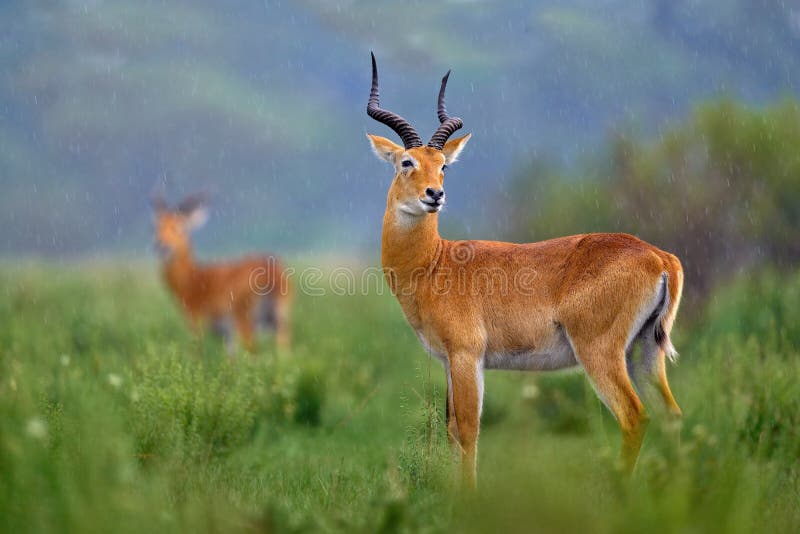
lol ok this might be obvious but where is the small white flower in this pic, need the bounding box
[60,354,71,367]
[107,373,122,388]
[26,417,48,440]
[521,384,539,400]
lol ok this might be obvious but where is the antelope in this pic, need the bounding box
[151,192,291,353]
[365,53,683,486]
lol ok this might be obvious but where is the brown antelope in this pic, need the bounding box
[365,53,683,485]
[152,192,291,353]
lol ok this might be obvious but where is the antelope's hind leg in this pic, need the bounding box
[256,296,291,352]
[630,334,682,418]
[637,334,682,450]
[573,337,649,475]
[210,316,235,355]
[274,293,291,352]
[234,308,256,353]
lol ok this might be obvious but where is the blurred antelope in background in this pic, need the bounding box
[365,53,683,486]
[152,192,291,353]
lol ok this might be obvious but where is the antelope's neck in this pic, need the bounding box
[381,208,443,296]
[163,247,197,299]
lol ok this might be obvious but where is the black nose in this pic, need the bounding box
[425,188,444,201]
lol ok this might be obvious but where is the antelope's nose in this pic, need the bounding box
[425,188,445,201]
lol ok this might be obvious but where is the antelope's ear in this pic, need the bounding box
[367,134,404,164]
[183,205,208,230]
[177,193,210,230]
[442,133,471,164]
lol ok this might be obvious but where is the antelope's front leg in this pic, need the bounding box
[445,367,459,453]
[447,352,484,488]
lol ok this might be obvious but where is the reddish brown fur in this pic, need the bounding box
[369,135,683,486]
[155,208,291,353]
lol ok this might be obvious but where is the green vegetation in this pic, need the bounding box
[509,99,800,297]
[3,3,798,531]
[1,263,799,532]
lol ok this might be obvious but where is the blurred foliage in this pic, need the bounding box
[128,354,310,462]
[2,263,800,531]
[528,372,592,435]
[692,270,800,459]
[509,98,800,296]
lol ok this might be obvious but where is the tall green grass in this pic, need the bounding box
[0,263,798,532]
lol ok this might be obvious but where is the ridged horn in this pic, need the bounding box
[366,52,423,149]
[427,70,463,150]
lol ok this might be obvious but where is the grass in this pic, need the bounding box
[1,262,799,533]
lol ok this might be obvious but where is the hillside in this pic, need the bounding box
[2,0,799,256]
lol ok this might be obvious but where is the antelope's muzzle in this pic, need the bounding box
[421,187,445,213]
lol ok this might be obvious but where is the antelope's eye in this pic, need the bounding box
[401,160,414,169]
[442,164,449,173]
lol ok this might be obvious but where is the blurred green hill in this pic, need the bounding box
[1,0,799,256]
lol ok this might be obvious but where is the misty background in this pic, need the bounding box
[2,0,799,270]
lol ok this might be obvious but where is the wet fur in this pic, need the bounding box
[155,207,291,353]
[370,135,684,485]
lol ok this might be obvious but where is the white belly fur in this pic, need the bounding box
[417,329,578,371]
